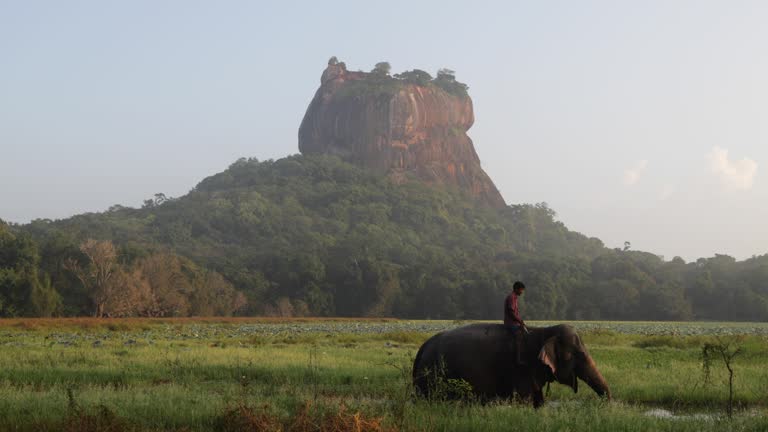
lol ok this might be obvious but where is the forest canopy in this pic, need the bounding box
[2,155,767,321]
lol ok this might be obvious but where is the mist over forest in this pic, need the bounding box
[2,155,766,321]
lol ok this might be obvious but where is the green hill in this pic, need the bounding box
[3,155,767,320]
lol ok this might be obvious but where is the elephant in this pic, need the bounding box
[412,323,610,407]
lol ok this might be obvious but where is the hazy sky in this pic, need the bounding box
[2,1,767,261]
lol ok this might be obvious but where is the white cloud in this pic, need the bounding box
[659,184,675,200]
[707,147,757,190]
[623,160,648,186]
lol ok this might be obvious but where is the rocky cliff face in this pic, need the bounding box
[299,61,506,208]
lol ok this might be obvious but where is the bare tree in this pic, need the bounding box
[702,336,744,419]
[102,268,154,317]
[136,253,191,317]
[64,239,118,317]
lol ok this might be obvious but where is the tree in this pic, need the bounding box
[101,267,154,317]
[189,270,246,316]
[35,231,87,315]
[394,69,432,86]
[0,223,61,317]
[436,68,456,80]
[702,337,745,419]
[372,61,392,76]
[26,274,62,317]
[14,154,768,321]
[135,253,191,317]
[142,193,171,209]
[64,239,119,317]
[433,68,469,97]
[305,282,334,316]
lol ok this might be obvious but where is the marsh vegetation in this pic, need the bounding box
[0,319,766,431]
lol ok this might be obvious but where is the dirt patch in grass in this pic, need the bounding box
[215,401,395,432]
[215,403,283,432]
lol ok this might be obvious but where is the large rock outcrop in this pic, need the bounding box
[299,60,505,208]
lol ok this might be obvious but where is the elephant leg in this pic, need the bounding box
[513,374,534,405]
[530,378,546,408]
[514,374,545,408]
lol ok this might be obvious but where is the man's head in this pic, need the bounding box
[513,281,526,295]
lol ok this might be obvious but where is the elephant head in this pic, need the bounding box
[537,325,611,399]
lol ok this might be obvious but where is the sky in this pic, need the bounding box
[1,1,767,262]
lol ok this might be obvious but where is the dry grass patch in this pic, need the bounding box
[215,402,395,432]
[0,317,401,331]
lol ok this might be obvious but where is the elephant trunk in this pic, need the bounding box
[578,354,611,400]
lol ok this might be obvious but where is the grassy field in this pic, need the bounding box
[0,318,766,431]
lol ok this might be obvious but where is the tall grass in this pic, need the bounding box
[0,319,766,431]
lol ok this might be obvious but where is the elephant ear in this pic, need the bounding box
[538,336,558,376]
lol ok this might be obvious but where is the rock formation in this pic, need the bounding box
[299,59,505,208]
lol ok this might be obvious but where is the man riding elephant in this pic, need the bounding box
[504,281,528,365]
[414,282,611,406]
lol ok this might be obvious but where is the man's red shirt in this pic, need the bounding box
[504,291,524,327]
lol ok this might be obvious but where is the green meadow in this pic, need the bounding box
[0,319,766,431]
